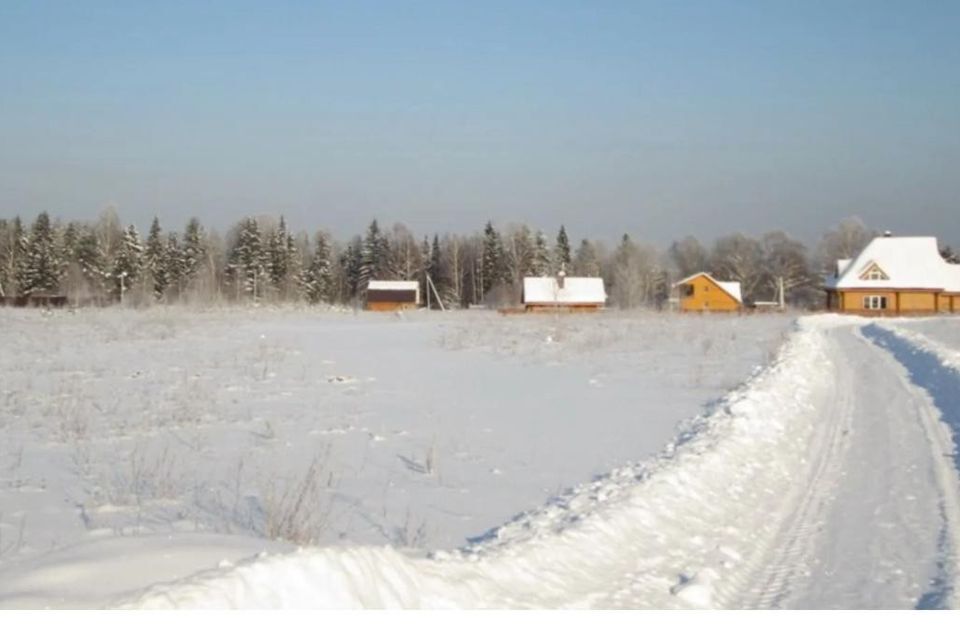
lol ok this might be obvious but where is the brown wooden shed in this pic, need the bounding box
[366,281,420,311]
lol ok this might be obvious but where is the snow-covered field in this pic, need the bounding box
[3,309,960,609]
[0,307,793,607]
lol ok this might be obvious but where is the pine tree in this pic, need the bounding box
[0,219,12,297]
[359,219,389,294]
[61,222,80,264]
[14,217,29,296]
[22,212,63,295]
[554,225,572,272]
[144,216,168,299]
[112,225,144,299]
[481,221,506,293]
[266,216,294,295]
[164,232,186,299]
[339,236,363,301]
[226,217,266,299]
[182,217,207,287]
[303,232,335,304]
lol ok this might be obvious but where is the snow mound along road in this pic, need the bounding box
[859,323,960,609]
[123,317,838,609]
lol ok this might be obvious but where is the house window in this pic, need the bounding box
[859,263,889,281]
[863,295,887,310]
[681,284,694,297]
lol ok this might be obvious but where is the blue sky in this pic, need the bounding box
[1,0,958,244]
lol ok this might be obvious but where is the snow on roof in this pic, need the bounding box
[827,236,960,292]
[523,277,606,305]
[367,280,420,291]
[676,272,743,304]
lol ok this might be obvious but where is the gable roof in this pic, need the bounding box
[676,272,743,304]
[825,236,960,292]
[522,277,607,305]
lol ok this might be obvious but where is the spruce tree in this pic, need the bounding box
[61,222,80,263]
[14,217,29,295]
[226,217,266,299]
[340,236,363,301]
[144,216,168,299]
[112,225,144,298]
[0,219,12,297]
[22,212,62,295]
[266,216,294,295]
[303,232,334,304]
[481,221,506,293]
[359,219,389,293]
[164,232,185,299]
[555,225,572,272]
[182,217,206,287]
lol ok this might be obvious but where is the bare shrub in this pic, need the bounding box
[392,509,429,548]
[258,449,338,544]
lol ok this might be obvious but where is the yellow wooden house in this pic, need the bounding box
[674,272,743,312]
[824,235,960,314]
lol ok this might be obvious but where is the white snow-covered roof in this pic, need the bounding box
[367,281,420,291]
[826,236,960,292]
[675,272,743,304]
[523,277,606,305]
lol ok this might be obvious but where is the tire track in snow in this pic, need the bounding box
[737,330,855,609]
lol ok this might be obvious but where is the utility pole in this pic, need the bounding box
[426,274,445,311]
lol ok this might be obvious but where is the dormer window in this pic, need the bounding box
[859,262,889,281]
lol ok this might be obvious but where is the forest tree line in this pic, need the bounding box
[0,209,957,309]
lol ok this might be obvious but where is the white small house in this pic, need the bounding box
[522,273,606,312]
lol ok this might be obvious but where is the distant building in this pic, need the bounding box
[824,235,960,314]
[674,272,743,312]
[522,273,606,312]
[366,281,420,312]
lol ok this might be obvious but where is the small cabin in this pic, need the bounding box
[824,235,960,314]
[675,272,743,312]
[522,273,606,312]
[366,281,420,312]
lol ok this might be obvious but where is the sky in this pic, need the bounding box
[1,0,958,245]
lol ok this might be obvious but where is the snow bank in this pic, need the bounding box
[122,317,836,609]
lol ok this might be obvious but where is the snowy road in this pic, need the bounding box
[2,315,959,608]
[743,324,960,608]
